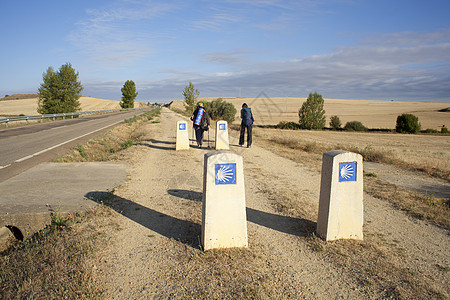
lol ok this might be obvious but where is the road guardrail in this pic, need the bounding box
[0,108,144,128]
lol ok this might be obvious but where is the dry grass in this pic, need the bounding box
[249,127,450,229]
[0,207,115,299]
[55,109,160,162]
[307,236,447,299]
[364,176,449,229]
[254,128,450,181]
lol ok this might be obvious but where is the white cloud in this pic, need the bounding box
[199,48,254,65]
[188,10,243,32]
[136,30,450,101]
[68,0,178,68]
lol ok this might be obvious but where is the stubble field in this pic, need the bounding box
[0,96,147,117]
[170,96,449,130]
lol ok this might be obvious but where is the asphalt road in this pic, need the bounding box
[0,108,151,182]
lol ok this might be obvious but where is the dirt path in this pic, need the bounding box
[365,162,450,199]
[93,108,449,299]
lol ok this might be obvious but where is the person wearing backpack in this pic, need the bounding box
[239,103,254,148]
[191,102,210,148]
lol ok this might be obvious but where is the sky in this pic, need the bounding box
[1,0,449,102]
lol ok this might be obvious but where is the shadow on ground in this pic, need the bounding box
[140,139,175,151]
[168,189,202,201]
[86,189,317,250]
[167,189,316,237]
[246,208,316,237]
[85,191,201,249]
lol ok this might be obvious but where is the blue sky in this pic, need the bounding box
[1,0,449,102]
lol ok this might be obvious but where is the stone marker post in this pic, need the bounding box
[202,151,248,251]
[215,120,230,150]
[176,120,189,150]
[317,150,363,241]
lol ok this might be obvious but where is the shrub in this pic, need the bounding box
[441,126,448,134]
[423,129,438,134]
[120,140,133,149]
[329,115,342,130]
[203,98,237,124]
[344,121,368,132]
[396,113,419,134]
[298,92,326,129]
[276,121,301,130]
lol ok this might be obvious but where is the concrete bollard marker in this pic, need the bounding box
[202,151,248,251]
[176,120,189,150]
[215,120,230,150]
[317,150,364,241]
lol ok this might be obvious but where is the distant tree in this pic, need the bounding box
[298,92,326,129]
[395,113,419,134]
[120,80,138,109]
[203,98,237,124]
[183,81,200,113]
[329,115,342,130]
[37,63,83,114]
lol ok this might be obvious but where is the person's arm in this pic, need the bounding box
[191,108,198,120]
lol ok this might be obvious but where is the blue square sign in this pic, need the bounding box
[339,162,357,182]
[215,163,236,185]
[179,123,186,130]
[219,124,226,130]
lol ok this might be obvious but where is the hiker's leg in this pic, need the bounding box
[195,126,202,145]
[239,123,245,145]
[198,128,204,145]
[247,125,252,146]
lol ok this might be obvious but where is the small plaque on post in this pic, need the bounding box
[215,163,236,185]
[339,162,357,182]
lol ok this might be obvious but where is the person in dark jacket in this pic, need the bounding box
[239,103,254,147]
[190,102,210,148]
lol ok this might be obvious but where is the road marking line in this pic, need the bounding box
[13,120,123,164]
[0,164,11,169]
[15,155,34,163]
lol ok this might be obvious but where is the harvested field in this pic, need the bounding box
[170,97,449,130]
[0,96,148,117]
